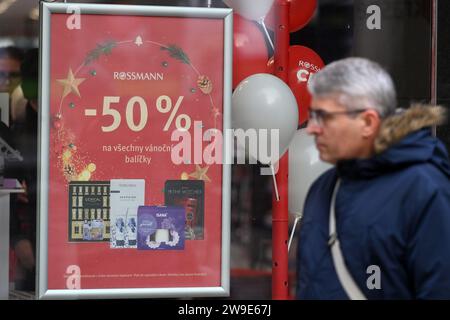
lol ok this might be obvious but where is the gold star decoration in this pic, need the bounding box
[188,165,211,182]
[57,68,85,99]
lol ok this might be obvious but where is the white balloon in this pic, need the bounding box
[288,129,333,215]
[232,73,298,165]
[224,0,275,21]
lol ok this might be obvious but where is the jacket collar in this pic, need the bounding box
[374,104,447,154]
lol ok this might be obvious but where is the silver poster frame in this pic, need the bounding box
[38,2,232,300]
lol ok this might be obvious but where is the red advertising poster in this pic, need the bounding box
[39,3,232,298]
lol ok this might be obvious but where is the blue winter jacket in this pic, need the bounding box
[296,106,450,299]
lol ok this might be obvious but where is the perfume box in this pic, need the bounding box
[137,206,185,250]
[164,180,204,240]
[68,181,110,242]
[110,179,145,248]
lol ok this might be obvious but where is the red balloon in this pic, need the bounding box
[265,0,317,33]
[287,45,324,125]
[233,14,269,89]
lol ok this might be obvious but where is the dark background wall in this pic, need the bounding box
[293,0,450,153]
[292,0,432,109]
[437,0,450,153]
[353,0,431,109]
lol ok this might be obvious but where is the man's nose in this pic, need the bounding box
[306,120,321,135]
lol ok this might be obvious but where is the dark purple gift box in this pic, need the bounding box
[137,206,185,250]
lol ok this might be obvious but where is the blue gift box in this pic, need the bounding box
[137,206,185,250]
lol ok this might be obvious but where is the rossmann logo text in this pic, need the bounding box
[113,72,164,81]
[298,60,321,73]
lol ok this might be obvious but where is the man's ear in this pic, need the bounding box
[361,109,381,139]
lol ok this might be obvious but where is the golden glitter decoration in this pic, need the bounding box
[64,164,76,177]
[180,172,189,180]
[87,163,96,172]
[62,149,72,161]
[78,170,91,181]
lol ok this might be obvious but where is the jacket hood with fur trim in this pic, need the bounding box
[375,104,447,154]
[337,104,450,179]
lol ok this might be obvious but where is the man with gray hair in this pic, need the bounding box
[296,57,450,299]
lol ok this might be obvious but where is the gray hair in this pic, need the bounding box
[307,57,397,118]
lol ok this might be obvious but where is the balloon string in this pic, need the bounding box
[259,18,274,51]
[288,213,303,252]
[271,163,280,201]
